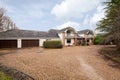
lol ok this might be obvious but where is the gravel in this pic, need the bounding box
[0,46,120,80]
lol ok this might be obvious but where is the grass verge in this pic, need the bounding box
[0,72,12,80]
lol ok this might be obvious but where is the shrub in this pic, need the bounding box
[94,38,100,45]
[86,42,89,46]
[81,42,85,46]
[43,40,63,48]
[81,40,86,46]
[94,36,104,45]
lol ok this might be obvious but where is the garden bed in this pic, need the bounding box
[0,64,34,80]
[99,46,120,67]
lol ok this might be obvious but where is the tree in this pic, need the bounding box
[97,0,120,50]
[94,34,105,45]
[0,8,18,32]
[0,8,5,27]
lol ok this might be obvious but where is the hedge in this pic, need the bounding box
[43,40,63,48]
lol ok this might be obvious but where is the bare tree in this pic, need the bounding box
[0,8,18,32]
[0,8,5,27]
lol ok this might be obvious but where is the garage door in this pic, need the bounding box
[22,39,39,47]
[0,40,17,48]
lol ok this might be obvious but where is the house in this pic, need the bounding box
[78,29,94,45]
[0,27,94,48]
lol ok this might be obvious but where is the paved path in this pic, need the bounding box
[0,46,120,80]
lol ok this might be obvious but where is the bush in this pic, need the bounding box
[81,42,85,46]
[43,40,63,48]
[86,42,89,46]
[94,38,100,45]
[94,36,104,45]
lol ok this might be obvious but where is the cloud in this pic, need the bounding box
[51,0,100,20]
[0,0,46,19]
[55,21,80,30]
[0,1,15,14]
[81,5,105,31]
[22,3,44,18]
[0,1,46,29]
[91,5,105,24]
[0,0,106,31]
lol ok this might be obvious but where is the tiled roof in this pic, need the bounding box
[0,29,59,39]
[0,27,94,39]
[59,27,76,32]
[78,29,93,35]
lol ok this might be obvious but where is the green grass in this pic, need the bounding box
[0,72,12,80]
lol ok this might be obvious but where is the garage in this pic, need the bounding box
[22,39,39,47]
[0,40,17,48]
[0,29,58,48]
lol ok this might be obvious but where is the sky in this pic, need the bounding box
[0,0,106,31]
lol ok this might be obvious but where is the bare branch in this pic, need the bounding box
[0,7,18,32]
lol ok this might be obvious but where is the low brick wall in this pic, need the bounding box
[0,64,35,80]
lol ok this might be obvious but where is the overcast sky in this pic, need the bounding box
[0,0,105,31]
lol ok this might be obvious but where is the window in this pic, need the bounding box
[67,30,71,34]
[87,39,89,42]
[67,39,71,43]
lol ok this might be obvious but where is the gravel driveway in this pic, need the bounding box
[0,46,120,80]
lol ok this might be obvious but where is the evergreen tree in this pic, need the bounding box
[97,0,120,50]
